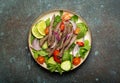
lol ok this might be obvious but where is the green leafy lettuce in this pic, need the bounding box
[77,23,88,39]
[32,49,48,59]
[47,63,63,75]
[69,43,76,51]
[62,50,73,62]
[79,40,91,58]
[30,34,35,44]
[53,15,61,27]
[45,18,50,27]
[71,15,78,22]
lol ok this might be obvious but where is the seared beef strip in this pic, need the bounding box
[50,22,61,48]
[57,22,70,50]
[39,35,48,47]
[48,15,55,46]
[58,25,73,57]
[65,34,77,50]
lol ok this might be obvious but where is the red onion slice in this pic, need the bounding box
[30,38,41,50]
[53,31,60,41]
[64,33,72,42]
[72,44,80,56]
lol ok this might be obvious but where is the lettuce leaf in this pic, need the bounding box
[32,49,48,59]
[30,34,35,44]
[79,40,91,58]
[53,15,61,27]
[47,63,63,74]
[77,23,88,39]
[45,18,50,27]
[62,51,73,62]
[71,15,78,22]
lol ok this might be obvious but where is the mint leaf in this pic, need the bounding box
[71,15,78,22]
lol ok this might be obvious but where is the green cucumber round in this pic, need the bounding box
[61,61,71,71]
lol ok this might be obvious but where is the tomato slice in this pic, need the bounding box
[53,50,59,56]
[72,57,81,66]
[76,42,84,47]
[37,56,45,64]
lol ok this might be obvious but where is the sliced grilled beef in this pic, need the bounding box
[49,22,61,48]
[39,35,48,47]
[48,15,55,46]
[65,35,77,50]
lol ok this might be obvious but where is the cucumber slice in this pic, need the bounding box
[47,57,57,65]
[61,61,71,71]
[42,42,48,49]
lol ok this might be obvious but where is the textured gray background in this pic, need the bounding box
[0,0,120,83]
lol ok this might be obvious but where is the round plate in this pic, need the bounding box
[28,9,92,73]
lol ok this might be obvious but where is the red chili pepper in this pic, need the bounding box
[60,22,65,32]
[45,27,49,35]
[53,50,61,63]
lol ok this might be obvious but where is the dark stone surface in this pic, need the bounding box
[0,0,120,83]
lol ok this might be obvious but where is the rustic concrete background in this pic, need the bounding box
[0,0,120,83]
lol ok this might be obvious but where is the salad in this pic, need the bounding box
[28,10,91,74]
